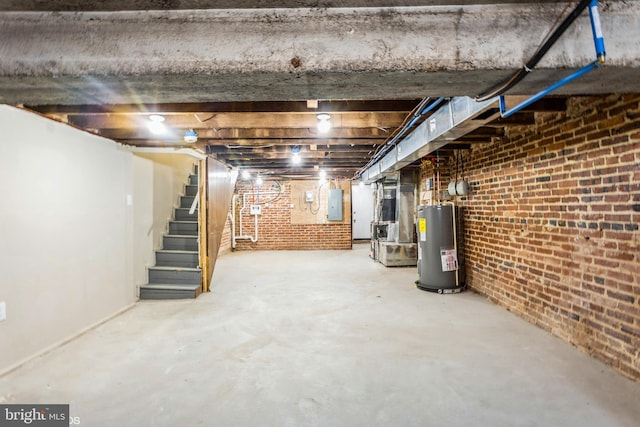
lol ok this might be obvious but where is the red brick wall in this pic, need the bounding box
[430,94,640,381]
[233,180,352,250]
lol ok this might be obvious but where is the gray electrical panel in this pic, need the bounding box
[328,189,343,221]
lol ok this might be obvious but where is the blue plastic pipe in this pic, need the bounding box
[589,0,606,59]
[499,0,606,118]
[499,61,601,118]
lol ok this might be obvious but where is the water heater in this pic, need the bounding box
[416,204,465,293]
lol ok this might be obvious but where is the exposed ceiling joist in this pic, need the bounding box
[29,95,568,177]
[98,127,393,141]
[69,111,408,130]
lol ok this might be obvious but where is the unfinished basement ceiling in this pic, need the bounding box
[6,0,624,176]
[28,97,566,177]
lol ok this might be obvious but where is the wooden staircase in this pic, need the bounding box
[139,167,202,299]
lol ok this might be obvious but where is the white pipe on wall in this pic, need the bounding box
[230,195,237,249]
[234,191,279,244]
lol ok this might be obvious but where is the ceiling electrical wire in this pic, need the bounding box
[475,0,593,102]
[194,113,216,123]
[354,97,445,179]
[261,180,284,204]
[370,97,431,159]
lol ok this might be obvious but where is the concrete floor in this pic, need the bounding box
[1,245,639,427]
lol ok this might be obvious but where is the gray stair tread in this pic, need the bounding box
[148,266,201,272]
[157,249,198,254]
[174,212,198,216]
[164,234,198,238]
[140,283,200,290]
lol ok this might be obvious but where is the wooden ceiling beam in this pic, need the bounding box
[434,144,472,150]
[222,159,366,166]
[100,127,392,141]
[502,96,567,112]
[30,99,420,115]
[485,112,536,127]
[68,111,407,129]
[455,137,500,142]
[466,127,505,137]
[242,170,358,178]
[215,152,371,161]
[201,138,383,147]
[205,144,375,154]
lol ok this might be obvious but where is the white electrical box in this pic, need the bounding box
[250,204,262,215]
[305,190,314,203]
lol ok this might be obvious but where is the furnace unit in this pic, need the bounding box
[370,170,418,266]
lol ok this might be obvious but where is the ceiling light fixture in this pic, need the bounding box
[242,170,251,180]
[256,175,263,186]
[291,145,302,165]
[317,113,331,133]
[319,170,327,180]
[184,129,198,143]
[147,114,166,135]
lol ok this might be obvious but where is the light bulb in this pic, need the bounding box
[148,121,166,135]
[292,153,301,164]
[317,113,331,133]
[242,170,251,180]
[148,114,166,135]
[256,176,263,186]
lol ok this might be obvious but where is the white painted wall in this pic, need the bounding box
[0,106,131,371]
[0,106,196,373]
[133,153,196,256]
[132,155,155,289]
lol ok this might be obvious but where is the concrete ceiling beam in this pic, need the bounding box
[1,2,639,105]
[0,1,570,12]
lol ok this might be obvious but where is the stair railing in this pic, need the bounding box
[189,191,199,215]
